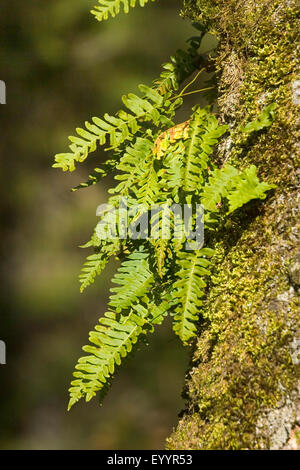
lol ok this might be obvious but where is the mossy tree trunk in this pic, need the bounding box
[167,0,299,450]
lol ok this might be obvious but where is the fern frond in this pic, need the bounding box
[201,164,239,212]
[154,37,204,94]
[109,248,154,312]
[172,248,214,343]
[68,306,151,409]
[91,0,156,22]
[68,297,170,409]
[53,36,203,173]
[136,155,159,207]
[241,103,276,134]
[226,165,276,213]
[72,157,119,191]
[183,106,228,192]
[109,137,153,197]
[201,163,275,217]
[79,240,119,292]
[53,93,164,172]
[161,142,185,195]
[150,203,174,277]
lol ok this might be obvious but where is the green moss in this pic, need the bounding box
[167,194,299,449]
[167,0,300,450]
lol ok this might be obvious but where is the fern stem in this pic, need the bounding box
[177,86,214,98]
[178,68,205,97]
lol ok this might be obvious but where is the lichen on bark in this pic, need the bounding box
[167,0,300,450]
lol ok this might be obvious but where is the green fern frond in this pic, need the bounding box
[226,165,276,213]
[150,203,175,277]
[109,248,154,311]
[183,106,228,192]
[68,306,151,409]
[79,240,119,292]
[241,103,277,134]
[52,88,168,173]
[68,297,170,409]
[202,163,275,215]
[53,95,163,172]
[172,248,215,343]
[161,142,185,196]
[136,156,159,206]
[201,164,239,212]
[91,0,156,22]
[154,37,204,94]
[53,37,203,173]
[79,253,107,293]
[109,137,153,197]
[72,157,119,191]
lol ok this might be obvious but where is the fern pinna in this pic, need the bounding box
[91,0,156,22]
[54,17,276,409]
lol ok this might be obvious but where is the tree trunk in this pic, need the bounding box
[167,0,299,450]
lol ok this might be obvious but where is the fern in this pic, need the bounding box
[201,163,275,214]
[53,88,167,172]
[68,306,152,409]
[79,240,119,292]
[226,165,276,213]
[150,202,174,277]
[183,107,228,192]
[91,0,156,22]
[53,36,202,173]
[109,137,153,197]
[54,17,276,408]
[109,248,154,311]
[241,103,277,134]
[173,248,214,343]
[201,164,239,212]
[68,297,170,408]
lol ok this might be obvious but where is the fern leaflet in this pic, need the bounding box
[172,248,214,343]
[79,240,119,292]
[91,0,156,22]
[109,248,154,311]
[226,165,276,213]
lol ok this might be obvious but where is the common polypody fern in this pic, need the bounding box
[54,14,276,409]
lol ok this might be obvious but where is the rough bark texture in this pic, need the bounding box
[167,0,300,450]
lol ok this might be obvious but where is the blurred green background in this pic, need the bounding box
[0,0,213,449]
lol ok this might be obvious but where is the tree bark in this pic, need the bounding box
[167,0,299,450]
